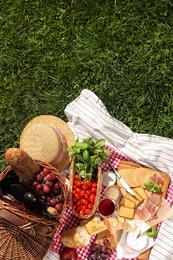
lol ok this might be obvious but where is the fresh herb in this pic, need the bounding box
[68,138,110,180]
[144,181,162,193]
[146,228,158,238]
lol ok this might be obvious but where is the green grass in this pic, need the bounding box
[1,0,173,171]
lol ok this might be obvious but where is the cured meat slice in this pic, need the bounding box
[135,193,162,220]
[145,196,160,218]
[149,173,164,186]
[148,193,162,206]
[135,204,152,220]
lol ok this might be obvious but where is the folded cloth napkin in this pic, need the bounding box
[64,89,173,260]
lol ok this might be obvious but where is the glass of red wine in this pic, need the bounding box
[98,198,118,218]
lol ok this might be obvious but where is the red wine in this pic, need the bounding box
[10,184,57,216]
[98,198,115,217]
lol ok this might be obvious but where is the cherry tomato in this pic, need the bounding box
[78,210,85,218]
[74,174,80,180]
[80,180,84,186]
[89,194,96,203]
[73,185,76,190]
[92,182,97,188]
[76,200,82,207]
[86,190,91,196]
[85,208,91,215]
[91,187,97,194]
[76,188,81,193]
[74,180,81,187]
[85,180,91,187]
[81,185,88,190]
[82,205,87,210]
[84,194,89,200]
[74,193,80,200]
[88,203,94,209]
[79,190,85,197]
[81,198,88,205]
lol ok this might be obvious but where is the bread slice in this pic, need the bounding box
[83,215,107,236]
[60,226,91,248]
[120,197,136,209]
[119,206,135,219]
[133,187,147,200]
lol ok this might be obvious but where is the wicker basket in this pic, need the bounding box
[0,160,67,227]
[0,160,67,259]
[69,158,102,219]
[0,217,53,260]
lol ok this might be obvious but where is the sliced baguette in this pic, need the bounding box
[60,226,91,248]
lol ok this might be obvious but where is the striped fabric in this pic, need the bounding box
[64,89,173,260]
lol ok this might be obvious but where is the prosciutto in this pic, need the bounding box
[149,173,164,186]
[136,193,162,220]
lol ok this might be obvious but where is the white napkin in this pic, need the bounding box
[64,89,173,260]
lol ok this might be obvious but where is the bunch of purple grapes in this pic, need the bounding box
[88,239,112,260]
[32,167,64,218]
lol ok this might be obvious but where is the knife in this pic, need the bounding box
[108,162,136,196]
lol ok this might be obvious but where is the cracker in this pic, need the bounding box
[125,194,140,207]
[120,197,135,208]
[133,187,147,200]
[119,206,135,219]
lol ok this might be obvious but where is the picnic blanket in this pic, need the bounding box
[46,89,173,260]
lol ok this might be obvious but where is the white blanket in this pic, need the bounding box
[64,89,173,260]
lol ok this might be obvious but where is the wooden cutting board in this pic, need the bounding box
[118,160,171,260]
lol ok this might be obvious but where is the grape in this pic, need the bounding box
[54,182,61,189]
[107,248,112,256]
[33,181,39,188]
[40,171,46,178]
[47,173,56,181]
[43,167,50,174]
[49,198,57,207]
[36,184,43,191]
[53,188,61,195]
[101,246,107,254]
[55,203,63,212]
[57,194,64,203]
[46,181,54,187]
[103,239,110,247]
[36,173,44,182]
[43,185,51,193]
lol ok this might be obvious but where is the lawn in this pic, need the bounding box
[0,0,173,171]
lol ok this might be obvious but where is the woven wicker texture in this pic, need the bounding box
[0,160,67,227]
[69,158,102,219]
[20,115,74,171]
[0,218,53,260]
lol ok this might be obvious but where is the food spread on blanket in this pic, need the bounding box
[1,135,173,260]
